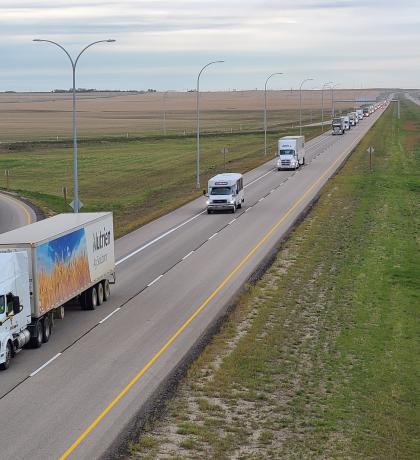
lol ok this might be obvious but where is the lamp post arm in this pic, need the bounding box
[33,39,74,68]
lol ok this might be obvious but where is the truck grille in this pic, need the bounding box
[212,199,227,204]
[281,160,291,167]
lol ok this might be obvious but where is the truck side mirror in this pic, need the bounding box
[12,296,22,315]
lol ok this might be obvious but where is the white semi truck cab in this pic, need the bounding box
[332,117,345,135]
[0,252,32,370]
[0,212,115,370]
[277,136,305,171]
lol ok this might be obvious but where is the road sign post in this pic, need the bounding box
[367,146,375,172]
[4,170,10,190]
[221,147,229,171]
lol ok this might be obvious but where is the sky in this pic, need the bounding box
[0,0,419,92]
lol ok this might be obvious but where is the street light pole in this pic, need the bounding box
[264,72,283,156]
[321,81,333,132]
[33,39,115,213]
[196,60,224,189]
[331,84,339,118]
[163,90,169,136]
[299,78,314,136]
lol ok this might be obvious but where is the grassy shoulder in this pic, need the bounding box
[128,100,419,459]
[0,125,322,237]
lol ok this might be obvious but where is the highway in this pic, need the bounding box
[0,107,386,460]
[0,192,35,233]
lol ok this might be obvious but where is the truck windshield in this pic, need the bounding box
[279,149,295,156]
[332,119,341,124]
[210,186,232,195]
[0,296,5,315]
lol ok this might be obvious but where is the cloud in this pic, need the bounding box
[0,0,419,90]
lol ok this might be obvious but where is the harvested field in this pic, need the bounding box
[0,89,383,142]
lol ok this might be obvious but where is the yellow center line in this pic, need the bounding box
[0,192,33,225]
[60,132,365,460]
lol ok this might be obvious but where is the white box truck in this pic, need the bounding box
[0,213,115,370]
[206,173,244,214]
[356,109,364,120]
[341,115,350,130]
[277,136,305,171]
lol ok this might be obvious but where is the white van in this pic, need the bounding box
[277,136,305,171]
[206,173,244,214]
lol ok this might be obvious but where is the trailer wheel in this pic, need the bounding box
[30,321,43,348]
[97,282,104,305]
[42,316,51,343]
[103,280,111,302]
[0,341,12,370]
[84,286,98,310]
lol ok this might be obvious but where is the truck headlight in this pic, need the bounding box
[206,200,210,205]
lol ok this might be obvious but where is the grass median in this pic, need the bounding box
[128,99,419,459]
[0,125,323,237]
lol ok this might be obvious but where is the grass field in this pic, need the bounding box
[0,124,327,237]
[128,98,419,459]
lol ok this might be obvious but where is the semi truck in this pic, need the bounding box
[332,117,345,135]
[341,115,350,130]
[0,213,115,370]
[356,109,364,120]
[277,136,305,170]
[206,173,244,213]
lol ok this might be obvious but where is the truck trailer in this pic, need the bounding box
[0,213,115,370]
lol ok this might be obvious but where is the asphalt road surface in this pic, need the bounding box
[0,106,386,460]
[0,192,36,233]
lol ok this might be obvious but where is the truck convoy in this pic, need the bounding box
[0,213,115,370]
[277,136,305,170]
[206,173,244,214]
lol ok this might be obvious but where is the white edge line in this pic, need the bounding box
[99,307,121,324]
[182,250,194,260]
[116,211,206,266]
[245,207,253,212]
[208,232,218,240]
[29,353,62,377]
[259,197,265,202]
[147,274,163,287]
[228,219,236,225]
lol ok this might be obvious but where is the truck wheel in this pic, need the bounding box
[0,341,12,370]
[207,209,212,214]
[103,280,111,302]
[30,321,43,348]
[97,282,104,305]
[85,286,98,310]
[42,316,51,343]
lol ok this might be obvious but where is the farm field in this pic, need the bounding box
[128,99,419,459]
[0,89,386,236]
[0,89,383,141]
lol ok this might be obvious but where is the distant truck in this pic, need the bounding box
[206,173,244,213]
[341,115,350,130]
[348,112,357,126]
[0,213,115,370]
[277,136,305,170]
[356,109,364,120]
[332,117,345,135]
